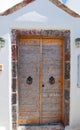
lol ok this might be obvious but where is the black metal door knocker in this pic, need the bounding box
[49,76,55,84]
[26,76,33,85]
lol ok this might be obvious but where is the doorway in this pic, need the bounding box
[11,30,70,130]
[18,37,64,125]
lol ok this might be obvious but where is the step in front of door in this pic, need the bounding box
[18,124,64,130]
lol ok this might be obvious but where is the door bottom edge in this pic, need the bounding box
[18,123,64,130]
[19,122,64,126]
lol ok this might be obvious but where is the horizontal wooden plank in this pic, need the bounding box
[42,105,61,111]
[42,111,61,117]
[19,36,63,43]
[19,111,39,122]
[41,117,62,124]
[19,117,39,124]
[19,104,40,112]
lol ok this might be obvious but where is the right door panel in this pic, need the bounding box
[42,39,64,124]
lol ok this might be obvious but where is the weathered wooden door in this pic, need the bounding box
[18,37,64,125]
[18,39,40,124]
[41,39,63,124]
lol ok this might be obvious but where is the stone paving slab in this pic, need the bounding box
[18,124,64,130]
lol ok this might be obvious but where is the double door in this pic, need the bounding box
[18,37,64,125]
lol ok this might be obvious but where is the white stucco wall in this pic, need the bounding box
[66,0,80,14]
[0,33,11,130]
[60,0,80,14]
[0,0,80,130]
[0,0,23,13]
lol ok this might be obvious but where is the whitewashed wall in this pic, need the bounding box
[60,0,80,14]
[0,0,80,130]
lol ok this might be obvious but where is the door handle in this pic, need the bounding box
[49,76,55,84]
[26,76,33,85]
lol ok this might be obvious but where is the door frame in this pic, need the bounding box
[11,29,70,130]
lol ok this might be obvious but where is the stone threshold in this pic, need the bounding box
[18,124,64,130]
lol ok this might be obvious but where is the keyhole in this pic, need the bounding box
[42,84,44,87]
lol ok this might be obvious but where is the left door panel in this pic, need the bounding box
[18,39,40,125]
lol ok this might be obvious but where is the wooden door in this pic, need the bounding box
[18,37,64,125]
[41,39,63,124]
[18,39,40,124]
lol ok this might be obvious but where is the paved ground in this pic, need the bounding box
[18,124,64,130]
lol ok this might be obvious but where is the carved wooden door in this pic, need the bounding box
[18,37,64,125]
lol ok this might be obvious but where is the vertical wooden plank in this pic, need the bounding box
[17,38,20,126]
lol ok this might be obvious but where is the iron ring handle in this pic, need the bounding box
[26,76,33,85]
[49,76,55,84]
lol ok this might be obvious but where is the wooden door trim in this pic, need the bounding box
[19,35,65,41]
[62,40,65,122]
